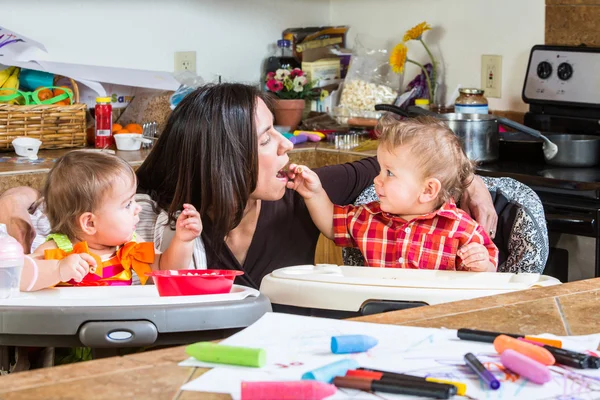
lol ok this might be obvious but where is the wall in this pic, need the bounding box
[329,0,546,112]
[1,0,330,83]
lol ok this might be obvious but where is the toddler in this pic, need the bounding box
[289,115,498,271]
[20,150,202,291]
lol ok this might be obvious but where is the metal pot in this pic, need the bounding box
[541,133,600,167]
[435,113,499,163]
[374,104,499,163]
[374,104,600,166]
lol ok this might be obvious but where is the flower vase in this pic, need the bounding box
[273,99,305,131]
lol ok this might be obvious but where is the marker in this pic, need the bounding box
[544,344,600,369]
[349,369,465,396]
[500,349,552,384]
[457,328,562,348]
[241,381,336,400]
[493,335,555,366]
[333,376,455,399]
[464,352,500,390]
[301,359,359,383]
[331,335,378,354]
[185,342,265,368]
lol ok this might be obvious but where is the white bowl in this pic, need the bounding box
[113,133,151,151]
[12,137,42,158]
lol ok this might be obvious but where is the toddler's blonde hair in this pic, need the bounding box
[42,150,137,240]
[377,114,474,206]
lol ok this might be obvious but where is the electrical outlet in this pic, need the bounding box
[481,55,502,98]
[174,51,197,73]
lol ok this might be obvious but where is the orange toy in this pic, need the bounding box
[36,87,53,101]
[52,86,72,105]
[125,123,143,134]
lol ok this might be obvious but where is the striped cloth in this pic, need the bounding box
[333,199,498,270]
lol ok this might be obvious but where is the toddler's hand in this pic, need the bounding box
[286,164,322,199]
[58,253,96,283]
[458,243,494,272]
[175,204,202,242]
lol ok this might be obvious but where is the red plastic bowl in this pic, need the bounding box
[146,269,244,296]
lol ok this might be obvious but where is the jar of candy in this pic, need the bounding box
[95,97,113,148]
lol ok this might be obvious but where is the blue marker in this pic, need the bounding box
[331,335,378,354]
[464,352,500,390]
[302,359,360,383]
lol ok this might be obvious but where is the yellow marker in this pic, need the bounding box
[525,336,562,348]
[426,378,467,396]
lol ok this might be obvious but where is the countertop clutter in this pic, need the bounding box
[1,277,599,399]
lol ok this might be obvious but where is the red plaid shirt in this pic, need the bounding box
[333,200,498,271]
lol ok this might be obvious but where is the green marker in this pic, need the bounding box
[185,342,266,368]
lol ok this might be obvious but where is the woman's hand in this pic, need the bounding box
[175,204,203,242]
[461,176,498,239]
[286,164,323,199]
[458,243,496,272]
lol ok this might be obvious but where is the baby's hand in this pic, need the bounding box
[58,253,96,283]
[458,243,494,272]
[175,203,202,242]
[285,164,323,199]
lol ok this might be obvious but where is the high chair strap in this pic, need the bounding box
[46,233,73,252]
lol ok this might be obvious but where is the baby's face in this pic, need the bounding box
[93,172,141,247]
[373,145,425,215]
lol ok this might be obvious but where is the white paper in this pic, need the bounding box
[180,312,600,400]
[0,25,47,62]
[0,25,179,99]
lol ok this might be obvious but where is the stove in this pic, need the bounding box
[478,44,600,279]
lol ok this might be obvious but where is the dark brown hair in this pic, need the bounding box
[136,83,269,251]
[42,150,136,240]
[377,115,474,206]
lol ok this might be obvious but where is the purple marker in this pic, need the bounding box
[464,352,500,390]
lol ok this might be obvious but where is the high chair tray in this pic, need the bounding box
[0,285,271,348]
[260,265,561,313]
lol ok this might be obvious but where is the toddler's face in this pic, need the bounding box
[93,172,141,247]
[374,145,424,215]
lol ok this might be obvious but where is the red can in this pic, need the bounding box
[95,97,113,148]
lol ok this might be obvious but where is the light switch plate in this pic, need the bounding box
[481,55,502,98]
[174,51,197,73]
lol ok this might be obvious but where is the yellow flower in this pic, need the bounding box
[389,43,408,74]
[403,21,432,42]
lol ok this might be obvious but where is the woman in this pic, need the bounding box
[1,83,497,289]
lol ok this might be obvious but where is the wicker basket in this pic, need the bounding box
[0,76,87,151]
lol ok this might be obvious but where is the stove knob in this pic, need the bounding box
[557,62,573,81]
[537,61,552,79]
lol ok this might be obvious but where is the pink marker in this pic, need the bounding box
[241,381,337,400]
[500,349,552,384]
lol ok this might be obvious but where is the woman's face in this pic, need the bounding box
[251,98,293,201]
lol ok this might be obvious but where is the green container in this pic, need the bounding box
[185,342,266,368]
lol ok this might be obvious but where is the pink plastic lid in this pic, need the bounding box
[0,224,24,261]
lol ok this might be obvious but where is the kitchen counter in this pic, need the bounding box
[0,143,375,193]
[1,277,599,399]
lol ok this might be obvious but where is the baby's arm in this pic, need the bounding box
[457,224,499,272]
[157,204,202,270]
[21,241,95,291]
[287,164,335,240]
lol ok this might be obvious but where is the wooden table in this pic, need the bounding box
[1,278,599,399]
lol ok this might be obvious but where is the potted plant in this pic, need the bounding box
[266,67,317,131]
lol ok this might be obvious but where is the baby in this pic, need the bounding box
[289,115,498,271]
[20,150,202,291]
